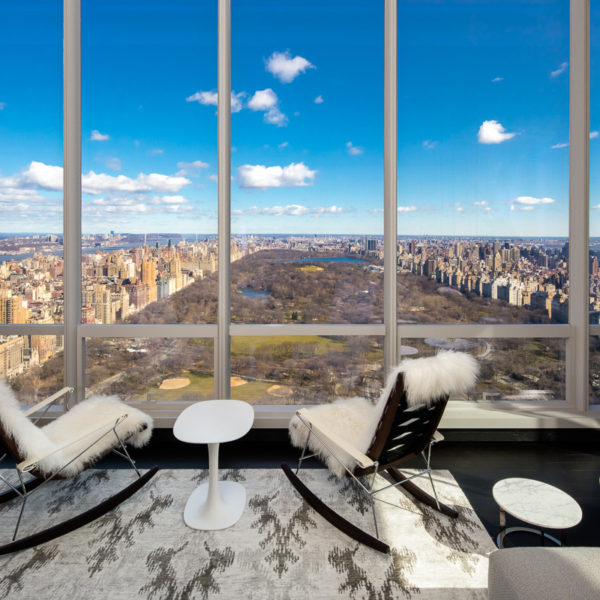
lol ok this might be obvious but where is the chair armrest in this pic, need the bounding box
[433,430,444,444]
[296,409,374,470]
[23,386,74,417]
[17,413,128,473]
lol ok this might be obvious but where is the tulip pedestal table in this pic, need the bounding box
[174,400,255,530]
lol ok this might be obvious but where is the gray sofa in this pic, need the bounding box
[488,547,600,600]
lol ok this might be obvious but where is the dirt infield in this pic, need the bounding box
[159,377,191,390]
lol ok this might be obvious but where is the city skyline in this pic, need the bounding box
[2,1,600,237]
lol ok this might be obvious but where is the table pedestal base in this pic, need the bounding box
[497,526,562,549]
[183,481,247,530]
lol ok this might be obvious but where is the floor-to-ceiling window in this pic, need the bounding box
[0,0,594,426]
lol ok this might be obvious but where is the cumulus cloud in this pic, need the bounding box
[474,201,488,206]
[492,77,504,82]
[237,162,316,189]
[82,171,190,195]
[591,131,599,139]
[176,160,209,177]
[186,90,246,113]
[106,157,122,171]
[149,148,164,156]
[398,205,417,213]
[265,51,314,83]
[233,204,342,217]
[456,206,465,212]
[314,95,324,104]
[90,129,110,141]
[278,142,289,149]
[208,174,218,183]
[248,89,287,126]
[346,141,364,156]
[248,89,278,111]
[422,140,438,150]
[551,142,569,149]
[514,196,555,206]
[550,61,568,78]
[477,120,516,144]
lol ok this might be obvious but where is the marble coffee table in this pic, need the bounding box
[492,478,582,548]
[174,400,254,530]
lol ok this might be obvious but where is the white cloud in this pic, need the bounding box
[314,95,324,104]
[149,148,164,156]
[278,142,289,149]
[492,77,504,83]
[0,102,5,110]
[456,206,465,212]
[514,196,555,206]
[422,140,438,150]
[248,89,278,111]
[551,142,569,149]
[474,201,488,206]
[176,160,209,177]
[106,157,122,171]
[265,51,314,83]
[248,89,287,126]
[159,195,187,204]
[593,204,600,210]
[233,204,342,217]
[485,206,492,212]
[82,171,190,195]
[186,90,246,113]
[477,120,516,144]
[208,174,218,183]
[591,131,599,139]
[550,61,568,78]
[237,162,316,189]
[398,205,417,213]
[264,107,288,126]
[346,141,364,156]
[90,129,110,141]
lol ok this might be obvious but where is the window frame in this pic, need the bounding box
[0,0,593,429]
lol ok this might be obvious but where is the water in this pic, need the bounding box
[240,287,270,300]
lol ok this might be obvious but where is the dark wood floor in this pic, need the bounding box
[3,429,598,547]
[93,429,600,548]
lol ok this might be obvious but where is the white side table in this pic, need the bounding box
[174,400,254,530]
[492,478,582,548]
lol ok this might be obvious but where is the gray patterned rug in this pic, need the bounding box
[0,468,495,599]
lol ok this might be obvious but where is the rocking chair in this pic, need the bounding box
[282,350,479,554]
[0,380,158,555]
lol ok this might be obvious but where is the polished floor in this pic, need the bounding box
[97,429,600,548]
[2,429,598,548]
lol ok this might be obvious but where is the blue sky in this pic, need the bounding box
[0,0,595,237]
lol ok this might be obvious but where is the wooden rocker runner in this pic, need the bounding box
[0,381,158,555]
[283,351,479,553]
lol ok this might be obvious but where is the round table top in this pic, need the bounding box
[492,478,582,530]
[173,400,255,444]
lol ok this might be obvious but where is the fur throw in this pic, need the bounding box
[289,351,479,478]
[0,380,153,477]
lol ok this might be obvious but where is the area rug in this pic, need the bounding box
[0,468,495,599]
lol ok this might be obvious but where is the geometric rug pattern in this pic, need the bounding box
[0,469,496,599]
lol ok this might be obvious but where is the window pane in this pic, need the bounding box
[401,337,566,402]
[81,0,218,324]
[1,335,64,406]
[0,1,63,324]
[230,336,383,405]
[398,0,569,325]
[85,338,214,404]
[231,0,384,324]
[590,337,600,407]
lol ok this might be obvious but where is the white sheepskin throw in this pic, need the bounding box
[0,380,153,478]
[289,351,479,479]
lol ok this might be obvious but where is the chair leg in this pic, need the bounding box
[281,464,390,554]
[387,467,458,519]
